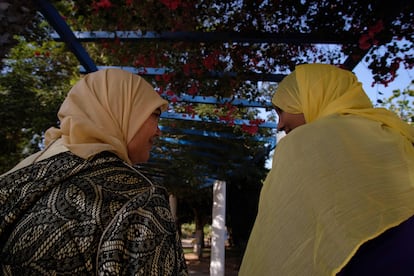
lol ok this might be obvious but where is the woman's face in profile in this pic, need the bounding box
[127,108,162,164]
[275,106,306,134]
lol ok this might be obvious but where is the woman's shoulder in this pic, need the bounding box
[285,114,383,141]
[277,115,341,147]
[75,151,157,194]
[276,114,385,157]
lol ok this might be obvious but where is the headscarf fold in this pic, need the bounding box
[240,63,414,275]
[45,68,168,164]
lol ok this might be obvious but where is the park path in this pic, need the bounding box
[183,239,240,276]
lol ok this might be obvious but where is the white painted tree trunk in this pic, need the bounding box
[210,180,226,276]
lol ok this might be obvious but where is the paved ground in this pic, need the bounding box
[185,252,240,276]
[182,239,241,275]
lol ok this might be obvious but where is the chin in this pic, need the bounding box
[131,155,150,165]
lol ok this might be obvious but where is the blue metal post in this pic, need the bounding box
[35,0,98,73]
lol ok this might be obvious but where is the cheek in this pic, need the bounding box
[294,114,306,127]
[278,114,286,125]
[127,134,149,164]
[150,122,159,134]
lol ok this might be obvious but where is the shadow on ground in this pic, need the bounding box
[183,242,242,276]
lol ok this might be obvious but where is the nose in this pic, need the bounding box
[277,117,285,132]
[155,126,162,136]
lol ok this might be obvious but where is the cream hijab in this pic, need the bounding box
[45,68,168,164]
[240,63,414,275]
[4,69,168,175]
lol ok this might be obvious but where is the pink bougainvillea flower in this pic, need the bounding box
[159,0,181,10]
[187,83,198,95]
[162,73,174,82]
[184,105,196,118]
[166,90,175,97]
[249,118,265,125]
[92,0,112,10]
[202,54,217,70]
[171,96,178,103]
[359,20,384,50]
[218,112,235,126]
[183,63,191,76]
[202,51,219,70]
[156,86,164,95]
[369,20,384,35]
[358,34,371,50]
[241,118,265,134]
[242,124,259,135]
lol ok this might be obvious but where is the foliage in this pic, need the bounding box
[138,109,272,226]
[0,2,272,234]
[2,1,414,92]
[49,0,414,92]
[377,85,414,124]
[1,0,413,133]
[0,0,47,67]
[0,37,78,173]
[181,222,211,239]
[27,0,410,139]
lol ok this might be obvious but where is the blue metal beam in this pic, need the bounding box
[163,94,272,108]
[161,112,277,128]
[158,137,276,158]
[159,137,228,151]
[159,126,275,144]
[79,66,169,75]
[78,67,280,117]
[53,30,354,45]
[36,1,277,169]
[151,149,247,168]
[80,65,285,82]
[35,0,98,73]
[153,149,222,161]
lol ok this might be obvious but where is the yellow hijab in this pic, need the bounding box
[273,63,414,142]
[44,68,168,164]
[240,64,414,275]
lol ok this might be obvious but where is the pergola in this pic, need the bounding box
[15,0,413,273]
[33,0,413,183]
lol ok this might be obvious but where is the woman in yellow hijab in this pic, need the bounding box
[239,63,414,275]
[0,69,188,275]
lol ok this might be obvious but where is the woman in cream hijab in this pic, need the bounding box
[239,63,414,275]
[0,69,188,275]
